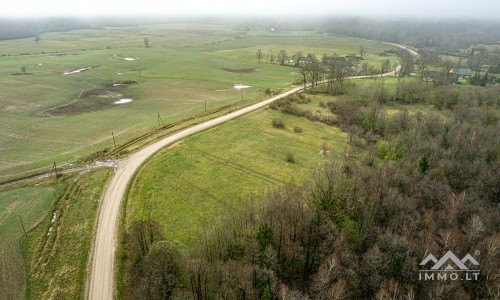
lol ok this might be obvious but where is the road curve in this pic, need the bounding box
[87,42,416,299]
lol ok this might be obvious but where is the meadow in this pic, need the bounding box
[126,106,347,249]
[0,24,398,182]
[0,185,56,299]
[22,168,112,299]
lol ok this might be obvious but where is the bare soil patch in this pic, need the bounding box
[220,67,259,74]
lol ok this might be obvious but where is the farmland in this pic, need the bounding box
[0,24,399,182]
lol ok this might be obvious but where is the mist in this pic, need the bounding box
[1,0,499,20]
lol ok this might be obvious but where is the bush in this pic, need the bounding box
[272,118,285,128]
[286,153,295,163]
[294,126,303,133]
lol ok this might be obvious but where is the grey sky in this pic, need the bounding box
[2,0,499,19]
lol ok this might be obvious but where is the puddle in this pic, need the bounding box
[51,211,57,223]
[63,67,93,75]
[234,84,253,90]
[113,54,138,61]
[47,226,52,236]
[114,98,133,104]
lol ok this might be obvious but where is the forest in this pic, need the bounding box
[121,75,500,299]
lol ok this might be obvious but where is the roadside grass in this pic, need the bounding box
[0,24,397,182]
[126,108,347,249]
[0,184,60,300]
[22,168,112,300]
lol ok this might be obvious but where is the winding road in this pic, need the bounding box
[87,41,417,299]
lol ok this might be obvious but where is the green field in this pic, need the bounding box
[0,185,57,300]
[0,168,111,300]
[22,168,112,299]
[126,106,347,249]
[0,24,398,181]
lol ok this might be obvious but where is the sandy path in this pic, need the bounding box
[87,43,416,300]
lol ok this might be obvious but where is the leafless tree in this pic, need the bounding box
[359,43,367,58]
[278,49,288,65]
[256,49,263,62]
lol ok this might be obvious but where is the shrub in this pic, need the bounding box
[286,153,295,163]
[378,140,389,160]
[294,126,303,133]
[272,118,285,128]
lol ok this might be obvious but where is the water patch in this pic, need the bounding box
[114,98,133,104]
[63,67,92,75]
[51,211,57,223]
[47,226,52,236]
[234,84,253,90]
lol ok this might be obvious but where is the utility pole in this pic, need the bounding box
[112,132,116,147]
[157,113,164,126]
[240,90,243,101]
[205,100,207,111]
[51,161,58,177]
[19,215,26,235]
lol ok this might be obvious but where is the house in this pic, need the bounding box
[452,68,472,79]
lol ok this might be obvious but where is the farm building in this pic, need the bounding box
[452,68,472,79]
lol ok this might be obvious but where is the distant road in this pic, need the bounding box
[86,42,416,300]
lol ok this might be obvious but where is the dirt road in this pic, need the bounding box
[87,43,416,299]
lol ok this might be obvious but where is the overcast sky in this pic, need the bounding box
[1,0,499,19]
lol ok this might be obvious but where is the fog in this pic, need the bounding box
[2,0,499,20]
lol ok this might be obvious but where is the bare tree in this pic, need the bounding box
[359,43,367,58]
[256,49,263,62]
[278,50,288,65]
[399,50,414,76]
[380,59,391,76]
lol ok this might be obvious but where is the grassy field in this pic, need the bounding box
[126,106,347,249]
[0,24,398,181]
[0,184,60,300]
[22,168,112,300]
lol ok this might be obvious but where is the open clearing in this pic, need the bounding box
[0,24,398,182]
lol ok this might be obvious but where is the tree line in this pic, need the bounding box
[120,79,500,299]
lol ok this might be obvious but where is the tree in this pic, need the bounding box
[140,241,182,299]
[415,56,428,79]
[399,50,414,76]
[256,49,263,62]
[380,59,391,76]
[298,62,309,89]
[143,37,150,48]
[256,222,275,251]
[21,66,26,73]
[277,50,288,65]
[34,35,41,44]
[359,43,367,58]
[128,219,163,260]
[294,51,303,67]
